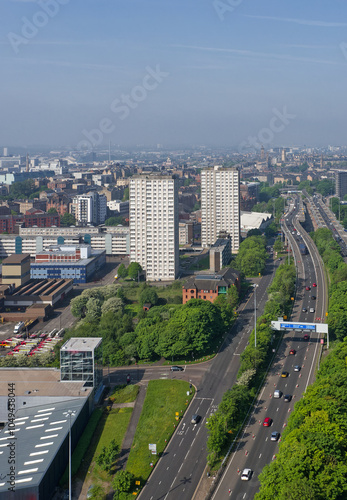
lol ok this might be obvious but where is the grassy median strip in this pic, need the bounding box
[126,379,193,481]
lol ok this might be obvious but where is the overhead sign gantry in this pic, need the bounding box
[271,320,328,334]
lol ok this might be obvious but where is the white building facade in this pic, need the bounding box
[70,191,107,225]
[201,166,240,253]
[130,174,179,281]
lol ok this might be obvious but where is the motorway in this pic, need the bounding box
[210,197,328,499]
[135,257,281,500]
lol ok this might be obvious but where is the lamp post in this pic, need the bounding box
[63,410,76,500]
[253,284,258,348]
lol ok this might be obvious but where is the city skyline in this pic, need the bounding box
[2,0,347,148]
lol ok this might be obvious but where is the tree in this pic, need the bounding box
[60,212,76,226]
[101,297,124,316]
[122,187,129,201]
[105,216,126,226]
[117,263,127,278]
[127,262,142,281]
[84,297,102,323]
[112,470,134,493]
[47,207,58,214]
[96,439,119,472]
[70,295,88,318]
[247,228,262,237]
[139,287,158,307]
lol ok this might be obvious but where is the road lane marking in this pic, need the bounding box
[179,438,184,447]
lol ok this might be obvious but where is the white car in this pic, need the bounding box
[241,468,252,481]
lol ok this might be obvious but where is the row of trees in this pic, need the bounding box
[234,236,268,277]
[207,260,296,466]
[255,338,347,500]
[310,228,347,341]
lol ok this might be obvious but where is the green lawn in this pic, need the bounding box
[126,380,194,481]
[110,384,139,404]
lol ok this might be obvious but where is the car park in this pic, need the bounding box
[284,395,292,402]
[289,349,296,355]
[191,414,201,424]
[170,365,184,371]
[273,390,282,398]
[294,365,301,372]
[271,431,280,442]
[263,417,272,427]
[241,468,252,481]
[281,371,289,378]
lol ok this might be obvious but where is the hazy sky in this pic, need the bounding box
[1,0,347,149]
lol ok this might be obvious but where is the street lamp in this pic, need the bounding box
[253,284,258,348]
[63,410,76,500]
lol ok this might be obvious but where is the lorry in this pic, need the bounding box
[299,243,308,255]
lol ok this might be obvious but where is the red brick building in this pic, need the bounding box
[0,210,60,234]
[182,267,240,305]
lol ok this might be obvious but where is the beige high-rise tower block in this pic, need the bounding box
[129,174,179,281]
[201,166,240,253]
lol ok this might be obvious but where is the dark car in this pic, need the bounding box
[171,365,184,371]
[303,334,310,341]
[191,414,201,424]
[311,295,316,300]
[302,308,307,313]
[284,395,292,402]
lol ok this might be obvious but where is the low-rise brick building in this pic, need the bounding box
[182,267,240,304]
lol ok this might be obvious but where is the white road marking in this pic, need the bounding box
[259,453,262,458]
[179,438,184,447]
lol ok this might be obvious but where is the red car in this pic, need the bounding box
[312,283,317,287]
[303,334,310,341]
[305,286,310,291]
[289,349,296,355]
[263,417,272,427]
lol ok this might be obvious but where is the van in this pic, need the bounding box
[13,322,25,334]
[309,308,315,313]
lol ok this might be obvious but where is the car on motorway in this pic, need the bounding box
[191,414,201,424]
[311,295,316,300]
[263,417,272,427]
[305,286,311,291]
[302,308,307,313]
[294,365,301,372]
[289,349,296,355]
[284,394,292,402]
[170,365,184,371]
[271,431,280,442]
[312,283,317,287]
[273,390,282,398]
[303,334,310,341]
[310,308,315,313]
[241,468,252,481]
[281,371,289,378]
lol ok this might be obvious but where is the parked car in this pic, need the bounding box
[170,366,184,371]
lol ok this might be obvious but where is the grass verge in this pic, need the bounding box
[110,384,139,404]
[126,380,194,481]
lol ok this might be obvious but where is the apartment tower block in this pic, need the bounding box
[201,166,240,253]
[129,174,179,281]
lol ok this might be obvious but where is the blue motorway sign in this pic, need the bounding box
[280,323,315,330]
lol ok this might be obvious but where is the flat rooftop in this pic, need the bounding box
[61,337,102,352]
[2,254,30,265]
